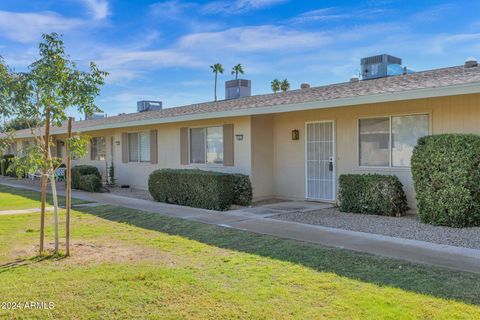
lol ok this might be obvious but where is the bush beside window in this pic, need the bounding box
[411,134,480,227]
[72,165,102,191]
[339,174,408,216]
[148,169,252,211]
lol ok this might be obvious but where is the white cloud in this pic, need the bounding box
[178,25,330,52]
[428,32,480,54]
[90,24,331,82]
[289,8,350,24]
[150,0,196,18]
[202,0,288,14]
[411,4,454,22]
[94,48,203,83]
[0,11,84,43]
[79,0,110,20]
[289,7,391,24]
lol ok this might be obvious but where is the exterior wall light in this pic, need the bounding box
[291,129,300,141]
[235,134,244,141]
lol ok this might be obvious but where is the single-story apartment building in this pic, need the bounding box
[7,55,480,209]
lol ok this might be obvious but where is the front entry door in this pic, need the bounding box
[306,121,336,201]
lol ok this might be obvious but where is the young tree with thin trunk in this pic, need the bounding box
[3,33,107,255]
[210,63,224,101]
[66,117,73,256]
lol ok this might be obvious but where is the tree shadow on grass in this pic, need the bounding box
[0,184,87,208]
[79,205,480,306]
[0,254,66,274]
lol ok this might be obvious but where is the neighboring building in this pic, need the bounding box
[8,56,480,210]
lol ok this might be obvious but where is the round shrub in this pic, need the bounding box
[339,174,408,216]
[79,174,102,192]
[411,134,480,227]
[72,165,101,189]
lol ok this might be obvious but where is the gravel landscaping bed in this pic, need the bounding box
[107,186,153,201]
[273,208,480,250]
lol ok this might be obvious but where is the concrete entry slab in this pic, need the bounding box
[266,201,333,212]
[230,201,334,218]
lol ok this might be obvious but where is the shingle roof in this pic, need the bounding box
[11,65,480,137]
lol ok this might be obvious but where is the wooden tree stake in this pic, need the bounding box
[66,117,72,256]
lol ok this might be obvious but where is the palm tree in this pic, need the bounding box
[280,79,290,92]
[231,64,244,80]
[271,79,281,93]
[210,63,224,101]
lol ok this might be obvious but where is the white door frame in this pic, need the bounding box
[305,120,336,202]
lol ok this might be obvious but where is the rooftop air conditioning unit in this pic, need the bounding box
[361,54,402,80]
[225,79,251,100]
[85,112,106,120]
[137,100,162,112]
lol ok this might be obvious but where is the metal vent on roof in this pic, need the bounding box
[465,57,478,68]
[300,83,311,89]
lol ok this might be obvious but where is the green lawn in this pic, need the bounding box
[0,185,88,210]
[0,186,479,319]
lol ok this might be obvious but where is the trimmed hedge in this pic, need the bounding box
[411,134,480,227]
[72,165,101,190]
[79,174,102,192]
[232,173,253,206]
[148,169,252,211]
[339,174,408,216]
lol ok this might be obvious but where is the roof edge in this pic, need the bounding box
[12,81,480,138]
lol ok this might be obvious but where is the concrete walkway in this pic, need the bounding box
[0,207,53,215]
[1,177,479,274]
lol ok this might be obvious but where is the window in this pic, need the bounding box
[128,132,150,162]
[91,137,106,161]
[392,114,429,167]
[359,117,390,167]
[190,126,223,164]
[359,114,428,167]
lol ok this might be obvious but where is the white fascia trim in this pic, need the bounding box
[13,82,480,138]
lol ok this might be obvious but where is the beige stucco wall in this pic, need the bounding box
[271,93,480,209]
[111,116,252,189]
[13,118,251,190]
[250,114,274,199]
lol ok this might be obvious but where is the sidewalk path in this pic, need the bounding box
[1,178,479,274]
[0,207,53,215]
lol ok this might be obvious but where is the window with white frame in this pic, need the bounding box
[359,114,429,167]
[190,126,223,164]
[91,137,106,161]
[128,132,150,162]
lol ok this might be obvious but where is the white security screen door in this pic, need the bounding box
[306,121,336,201]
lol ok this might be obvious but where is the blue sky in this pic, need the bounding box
[1,0,480,118]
